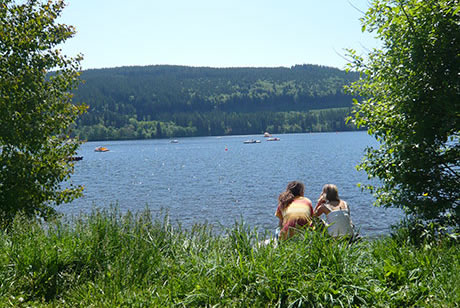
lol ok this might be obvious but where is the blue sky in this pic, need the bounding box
[59,0,379,70]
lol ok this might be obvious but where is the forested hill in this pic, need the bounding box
[72,64,360,141]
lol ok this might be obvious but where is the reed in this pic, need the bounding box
[0,208,458,307]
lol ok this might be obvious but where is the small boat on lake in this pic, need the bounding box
[94,146,109,152]
[67,156,83,161]
[266,137,280,141]
[170,139,179,143]
[264,132,272,137]
[244,139,261,144]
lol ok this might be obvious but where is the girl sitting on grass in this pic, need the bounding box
[314,184,354,238]
[275,181,314,240]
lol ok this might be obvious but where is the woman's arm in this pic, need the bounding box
[314,194,327,215]
[278,216,283,228]
[314,193,326,211]
[314,203,327,217]
[275,204,283,228]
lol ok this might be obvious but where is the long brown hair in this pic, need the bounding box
[278,181,305,210]
[321,184,340,202]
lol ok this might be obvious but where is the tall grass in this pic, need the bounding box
[0,208,458,307]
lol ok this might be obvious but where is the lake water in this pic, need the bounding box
[65,131,403,236]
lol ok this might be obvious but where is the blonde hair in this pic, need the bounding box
[322,184,340,202]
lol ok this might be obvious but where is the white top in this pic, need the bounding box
[324,202,354,237]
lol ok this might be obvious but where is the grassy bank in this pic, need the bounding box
[0,209,458,307]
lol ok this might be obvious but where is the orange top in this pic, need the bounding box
[275,197,313,238]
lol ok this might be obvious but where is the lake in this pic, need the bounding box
[65,131,403,236]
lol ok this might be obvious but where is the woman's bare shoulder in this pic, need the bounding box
[300,196,312,203]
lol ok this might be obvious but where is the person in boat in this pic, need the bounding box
[313,184,354,238]
[275,181,314,240]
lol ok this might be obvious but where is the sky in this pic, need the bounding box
[58,0,380,71]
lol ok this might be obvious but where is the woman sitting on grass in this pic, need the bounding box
[314,184,354,238]
[275,181,314,240]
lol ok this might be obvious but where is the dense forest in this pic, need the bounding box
[72,65,361,140]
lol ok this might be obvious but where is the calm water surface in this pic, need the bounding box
[65,131,403,236]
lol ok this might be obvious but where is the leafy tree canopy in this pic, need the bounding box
[346,0,459,227]
[0,0,86,227]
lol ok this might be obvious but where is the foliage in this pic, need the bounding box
[74,108,357,141]
[0,0,86,227]
[71,65,360,140]
[0,208,458,306]
[346,0,460,227]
